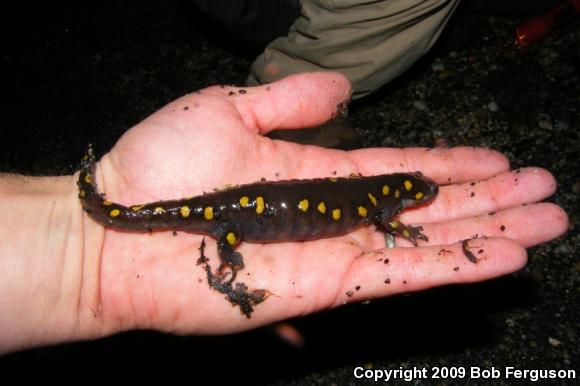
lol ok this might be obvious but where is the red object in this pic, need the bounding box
[516,0,580,47]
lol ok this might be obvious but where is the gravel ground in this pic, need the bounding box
[1,1,578,384]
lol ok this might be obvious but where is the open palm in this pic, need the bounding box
[90,72,568,335]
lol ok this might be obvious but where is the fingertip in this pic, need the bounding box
[470,147,511,170]
[508,239,528,271]
[295,71,351,95]
[273,71,353,127]
[539,202,570,240]
[552,203,570,234]
[481,237,528,276]
[288,71,351,95]
[435,237,527,283]
[492,149,511,172]
[452,147,511,180]
[520,167,558,196]
[321,71,352,104]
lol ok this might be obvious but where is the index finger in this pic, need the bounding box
[348,146,511,184]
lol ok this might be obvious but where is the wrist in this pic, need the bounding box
[0,173,105,353]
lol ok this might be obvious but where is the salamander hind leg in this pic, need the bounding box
[196,229,270,318]
[215,221,244,273]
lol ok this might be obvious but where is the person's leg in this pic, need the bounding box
[248,0,461,99]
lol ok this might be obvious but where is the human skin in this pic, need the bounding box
[0,72,568,354]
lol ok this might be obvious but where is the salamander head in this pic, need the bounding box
[397,172,439,209]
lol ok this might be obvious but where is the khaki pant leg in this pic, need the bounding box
[248,0,461,99]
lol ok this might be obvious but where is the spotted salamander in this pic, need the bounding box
[78,147,438,275]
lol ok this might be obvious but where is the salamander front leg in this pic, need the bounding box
[385,219,429,246]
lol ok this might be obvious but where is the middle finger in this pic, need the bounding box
[402,167,557,224]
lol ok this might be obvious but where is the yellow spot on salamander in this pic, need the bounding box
[239,196,250,208]
[415,192,424,200]
[389,220,399,229]
[395,189,401,198]
[298,199,309,212]
[403,230,411,238]
[332,208,341,221]
[256,196,265,214]
[382,185,390,195]
[358,206,367,217]
[317,202,327,214]
[84,174,93,184]
[179,206,191,218]
[204,206,214,220]
[329,178,337,182]
[226,232,237,245]
[154,207,166,215]
[367,193,378,206]
[109,209,121,218]
[102,200,113,206]
[404,180,413,191]
[79,190,86,198]
[131,204,145,211]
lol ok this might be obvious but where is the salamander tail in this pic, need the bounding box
[77,145,134,228]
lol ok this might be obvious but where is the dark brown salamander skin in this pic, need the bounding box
[78,147,438,271]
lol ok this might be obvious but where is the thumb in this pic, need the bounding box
[225,72,352,135]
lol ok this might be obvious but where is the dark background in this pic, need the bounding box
[1,1,578,384]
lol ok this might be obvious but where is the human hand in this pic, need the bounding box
[87,72,568,336]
